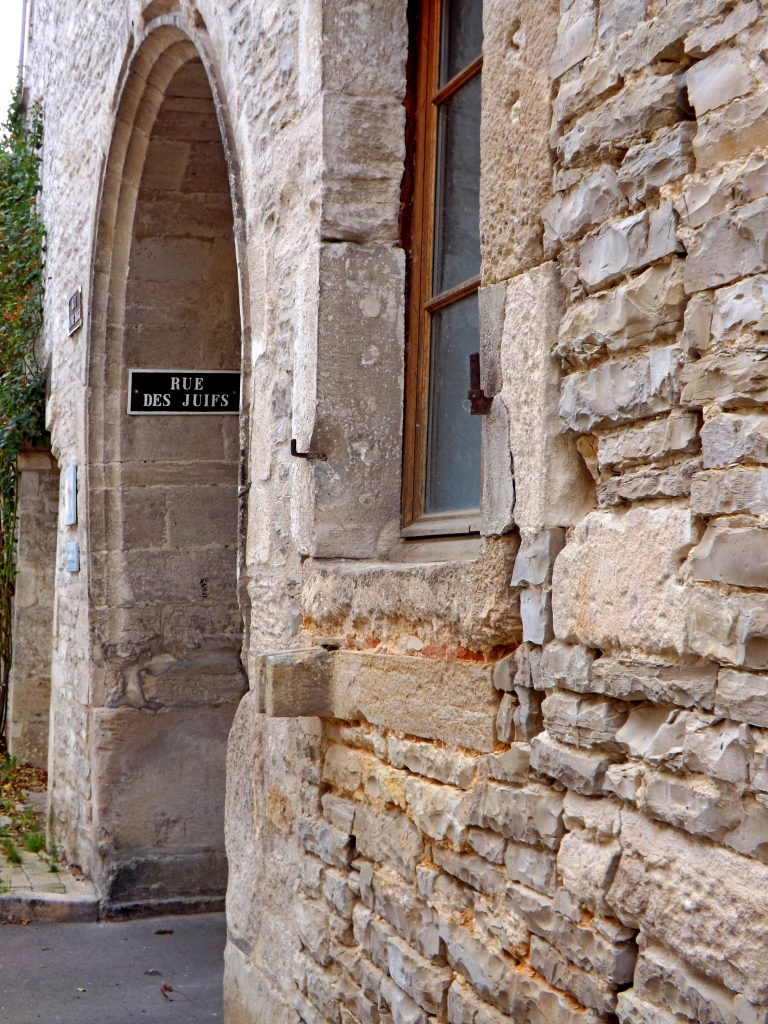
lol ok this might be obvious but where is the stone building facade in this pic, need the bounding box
[13,0,768,1021]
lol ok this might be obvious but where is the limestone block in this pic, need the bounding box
[321,794,356,834]
[291,242,404,558]
[597,0,645,46]
[559,346,684,433]
[597,414,699,470]
[688,586,768,668]
[387,737,475,790]
[688,48,754,120]
[492,652,516,693]
[694,89,768,172]
[380,975,427,1024]
[683,293,715,353]
[677,158,768,233]
[556,261,687,367]
[558,73,688,167]
[530,732,617,796]
[328,651,498,753]
[438,919,515,1012]
[605,763,645,803]
[538,641,594,693]
[685,197,768,293]
[302,543,520,653]
[319,0,407,99]
[633,943,737,1024]
[617,992,681,1024]
[508,883,637,984]
[610,0,731,75]
[513,685,544,742]
[404,777,469,844]
[687,1,761,57]
[562,792,621,839]
[365,868,438,963]
[353,805,424,880]
[520,588,554,645]
[320,93,404,242]
[641,768,743,839]
[479,281,506,398]
[501,263,594,532]
[481,397,515,537]
[386,935,452,1016]
[496,692,516,744]
[323,744,364,794]
[432,846,506,897]
[530,934,617,1014]
[702,412,768,467]
[712,272,768,341]
[260,648,331,717]
[736,995,768,1024]
[752,733,768,792]
[468,781,564,849]
[723,796,768,862]
[579,204,682,293]
[480,745,531,785]
[599,457,702,506]
[297,900,332,967]
[683,348,768,409]
[503,840,557,894]
[542,166,624,253]
[549,0,595,79]
[91,702,234,862]
[688,526,768,589]
[607,809,768,999]
[692,467,768,517]
[552,506,696,656]
[481,0,560,282]
[299,818,354,870]
[467,828,506,865]
[224,943,298,1024]
[717,668,768,727]
[511,529,566,587]
[551,51,620,131]
[618,125,696,207]
[542,691,627,748]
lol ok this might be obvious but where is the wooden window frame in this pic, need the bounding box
[401,0,483,538]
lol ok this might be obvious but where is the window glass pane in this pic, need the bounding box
[425,292,481,515]
[440,0,484,84]
[433,73,481,296]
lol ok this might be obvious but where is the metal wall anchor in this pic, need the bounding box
[468,352,493,415]
[290,438,326,461]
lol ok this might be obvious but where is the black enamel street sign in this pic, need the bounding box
[128,369,240,414]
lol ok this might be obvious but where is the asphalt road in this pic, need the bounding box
[0,913,226,1023]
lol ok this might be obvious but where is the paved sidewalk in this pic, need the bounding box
[0,792,98,923]
[0,912,226,1023]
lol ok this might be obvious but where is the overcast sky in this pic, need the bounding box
[0,1,24,119]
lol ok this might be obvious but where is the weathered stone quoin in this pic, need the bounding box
[12,0,768,1020]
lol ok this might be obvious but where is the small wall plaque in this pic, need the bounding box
[68,287,83,336]
[65,541,80,573]
[127,369,240,415]
[62,464,77,526]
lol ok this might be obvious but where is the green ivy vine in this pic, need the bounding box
[0,89,46,739]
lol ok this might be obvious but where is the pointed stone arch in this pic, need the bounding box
[48,19,251,908]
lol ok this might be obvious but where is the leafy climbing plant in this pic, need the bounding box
[0,89,46,738]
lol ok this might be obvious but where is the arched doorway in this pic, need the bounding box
[49,26,248,908]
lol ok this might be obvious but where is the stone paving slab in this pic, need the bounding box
[0,843,98,922]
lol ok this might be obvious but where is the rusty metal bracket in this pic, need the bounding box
[291,438,326,461]
[468,352,493,415]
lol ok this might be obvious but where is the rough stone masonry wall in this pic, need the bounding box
[22,0,768,1022]
[264,4,768,1024]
